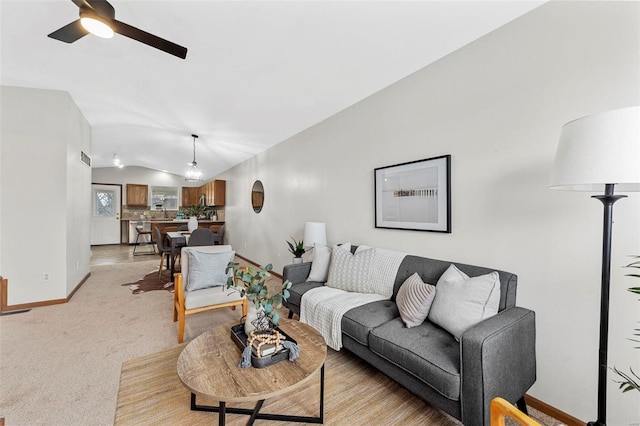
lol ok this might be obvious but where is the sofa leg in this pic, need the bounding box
[287,310,294,319]
[516,396,528,415]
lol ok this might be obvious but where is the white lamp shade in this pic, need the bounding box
[550,106,640,192]
[303,222,327,247]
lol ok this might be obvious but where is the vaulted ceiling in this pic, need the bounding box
[1,0,544,180]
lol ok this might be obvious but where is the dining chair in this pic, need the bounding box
[154,227,173,279]
[133,222,156,256]
[187,228,216,246]
[161,226,178,246]
[212,224,225,245]
[490,397,541,426]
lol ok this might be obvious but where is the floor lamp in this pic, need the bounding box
[550,106,640,426]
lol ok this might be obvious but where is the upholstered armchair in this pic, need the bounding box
[173,245,247,343]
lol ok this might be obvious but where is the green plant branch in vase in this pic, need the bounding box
[612,256,640,393]
[225,262,292,329]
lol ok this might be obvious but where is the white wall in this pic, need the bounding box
[218,2,640,423]
[0,86,92,304]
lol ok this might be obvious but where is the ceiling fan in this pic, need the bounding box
[48,0,188,59]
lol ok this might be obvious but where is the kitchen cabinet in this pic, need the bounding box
[126,184,148,207]
[181,187,199,206]
[199,180,226,206]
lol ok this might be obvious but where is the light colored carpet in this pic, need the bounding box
[0,260,243,426]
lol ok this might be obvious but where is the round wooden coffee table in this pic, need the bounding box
[177,318,327,425]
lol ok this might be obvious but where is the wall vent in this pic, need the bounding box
[80,151,91,167]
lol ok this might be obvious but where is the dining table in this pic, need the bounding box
[165,231,190,281]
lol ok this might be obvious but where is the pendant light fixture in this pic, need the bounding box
[185,134,204,182]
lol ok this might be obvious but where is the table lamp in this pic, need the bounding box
[303,222,327,253]
[550,105,640,426]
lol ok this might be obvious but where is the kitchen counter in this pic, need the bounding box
[121,220,224,244]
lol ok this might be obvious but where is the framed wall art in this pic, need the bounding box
[374,155,451,233]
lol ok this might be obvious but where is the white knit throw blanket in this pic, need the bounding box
[300,286,386,351]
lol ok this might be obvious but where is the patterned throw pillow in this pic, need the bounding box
[326,244,376,293]
[396,273,437,328]
[427,264,501,339]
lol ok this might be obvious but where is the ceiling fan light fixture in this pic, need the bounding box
[80,12,114,38]
[185,134,204,182]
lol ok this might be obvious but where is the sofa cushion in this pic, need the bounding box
[186,250,235,291]
[307,244,332,282]
[428,264,500,339]
[369,318,461,400]
[342,300,399,346]
[396,273,436,328]
[326,244,376,293]
[287,281,325,310]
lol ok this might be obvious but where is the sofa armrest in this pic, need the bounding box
[460,306,536,426]
[282,262,312,285]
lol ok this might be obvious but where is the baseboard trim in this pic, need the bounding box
[0,272,91,313]
[68,273,91,300]
[235,254,283,280]
[525,394,584,425]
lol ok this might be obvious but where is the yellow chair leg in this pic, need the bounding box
[178,309,185,343]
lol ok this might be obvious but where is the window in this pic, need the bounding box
[94,189,115,216]
[150,186,178,210]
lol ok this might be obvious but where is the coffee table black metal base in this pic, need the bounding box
[190,365,324,425]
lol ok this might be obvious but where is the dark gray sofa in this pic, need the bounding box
[282,247,536,426]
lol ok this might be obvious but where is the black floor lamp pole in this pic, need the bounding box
[588,183,626,426]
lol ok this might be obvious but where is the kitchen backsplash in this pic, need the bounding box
[121,207,225,221]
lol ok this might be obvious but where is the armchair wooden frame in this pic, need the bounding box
[173,274,247,343]
[490,397,541,426]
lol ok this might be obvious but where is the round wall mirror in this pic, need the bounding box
[251,180,264,213]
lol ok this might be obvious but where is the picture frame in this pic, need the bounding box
[374,155,451,233]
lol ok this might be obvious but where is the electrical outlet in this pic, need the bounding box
[43,273,51,281]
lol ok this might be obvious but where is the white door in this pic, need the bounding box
[91,184,121,245]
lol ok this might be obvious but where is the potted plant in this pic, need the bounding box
[287,237,306,264]
[613,256,640,393]
[226,262,292,334]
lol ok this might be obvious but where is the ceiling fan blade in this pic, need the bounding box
[48,20,89,43]
[84,0,115,19]
[71,0,92,9]
[112,20,187,59]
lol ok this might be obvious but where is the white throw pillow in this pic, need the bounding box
[396,272,436,328]
[186,250,236,291]
[326,244,376,293]
[306,244,332,282]
[427,264,501,339]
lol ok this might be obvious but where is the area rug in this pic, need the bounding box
[115,344,565,426]
[121,269,175,294]
[115,344,463,426]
